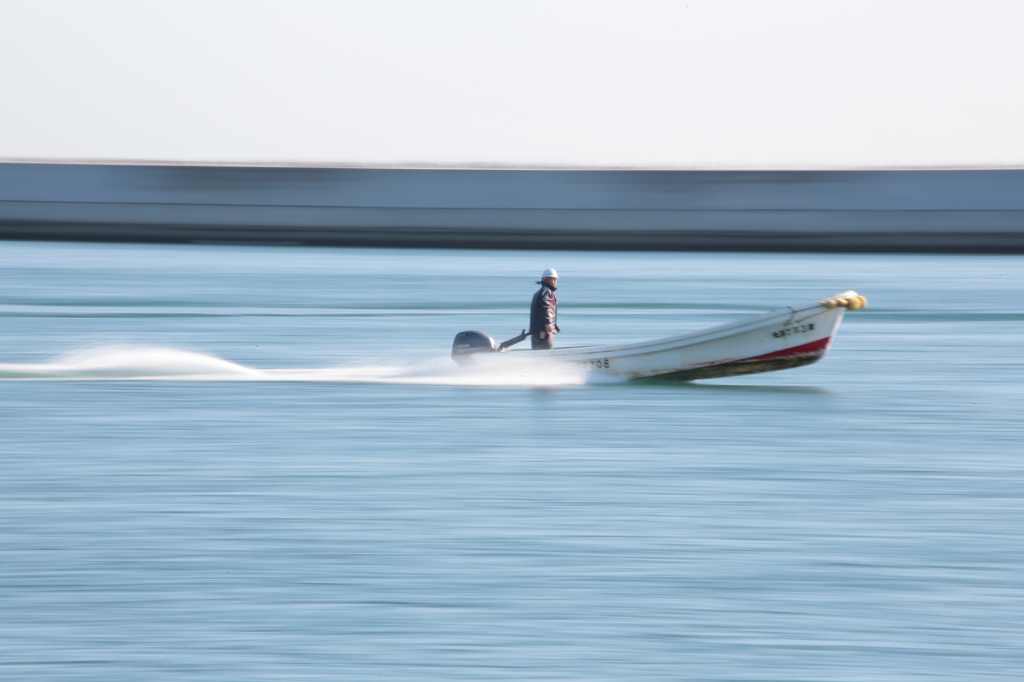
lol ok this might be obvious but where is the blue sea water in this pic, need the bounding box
[1,241,1022,681]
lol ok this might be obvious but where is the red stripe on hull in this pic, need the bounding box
[645,336,835,381]
[748,336,832,362]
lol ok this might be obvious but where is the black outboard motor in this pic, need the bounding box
[451,331,497,366]
[451,329,528,366]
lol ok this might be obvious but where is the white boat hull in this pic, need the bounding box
[470,291,866,381]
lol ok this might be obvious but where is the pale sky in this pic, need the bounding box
[2,0,1022,169]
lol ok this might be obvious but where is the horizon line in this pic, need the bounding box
[2,157,1024,172]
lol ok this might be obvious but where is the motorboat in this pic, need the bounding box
[451,291,867,381]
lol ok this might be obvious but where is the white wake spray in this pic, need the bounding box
[0,346,608,387]
[0,347,259,380]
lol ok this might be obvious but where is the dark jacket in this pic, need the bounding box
[529,282,558,334]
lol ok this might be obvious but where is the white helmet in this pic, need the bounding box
[541,268,559,279]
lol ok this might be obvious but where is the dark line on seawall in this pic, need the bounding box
[4,219,1023,253]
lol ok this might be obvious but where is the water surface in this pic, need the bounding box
[1,242,1021,680]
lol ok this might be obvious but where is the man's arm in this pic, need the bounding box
[543,288,557,335]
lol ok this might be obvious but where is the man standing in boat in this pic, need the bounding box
[530,268,560,350]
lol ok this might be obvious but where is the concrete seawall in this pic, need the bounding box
[2,162,1023,252]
